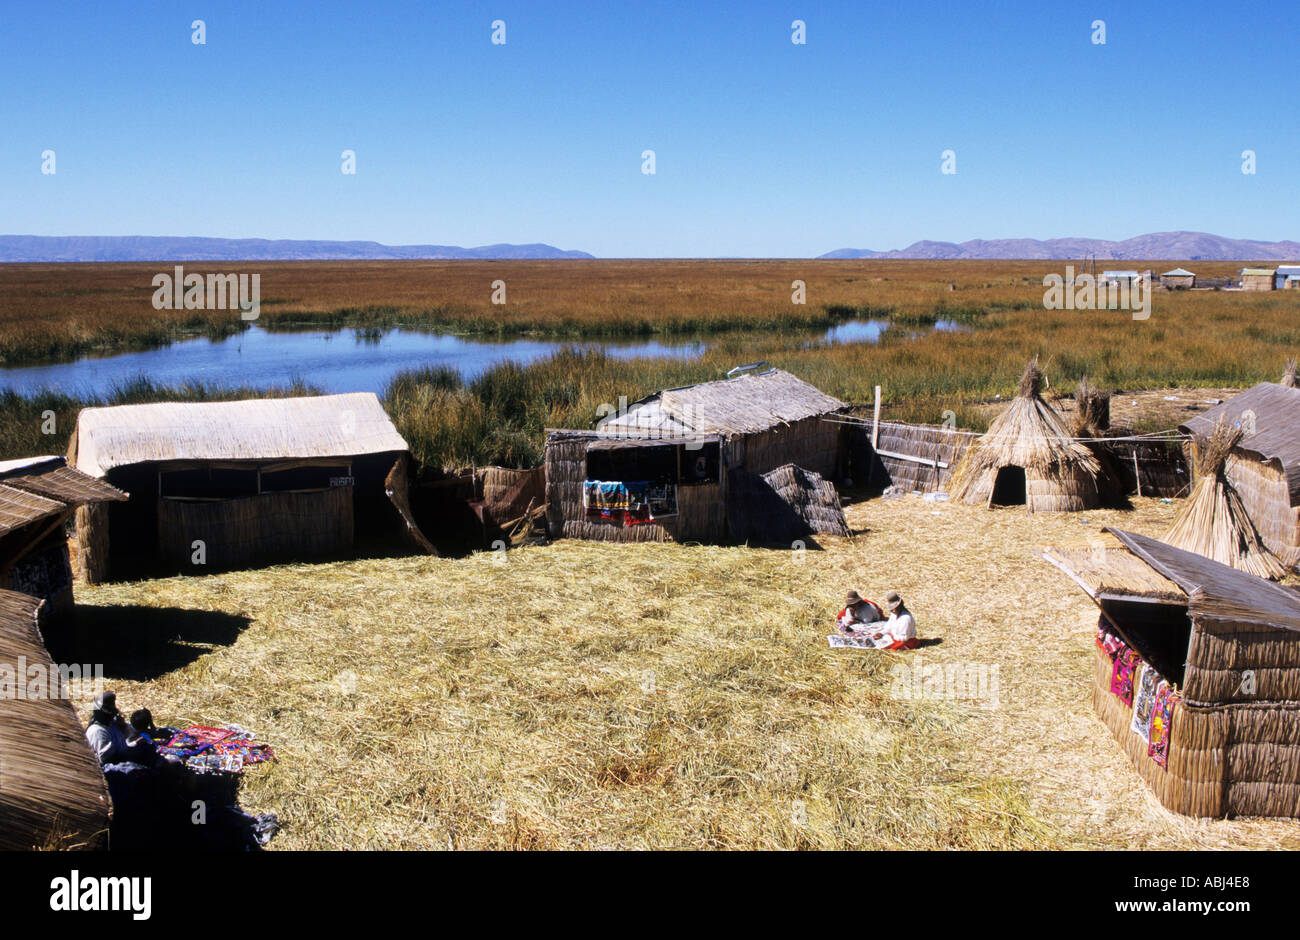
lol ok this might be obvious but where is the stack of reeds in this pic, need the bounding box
[761,464,850,538]
[1163,417,1289,579]
[1283,358,1298,390]
[1072,375,1111,437]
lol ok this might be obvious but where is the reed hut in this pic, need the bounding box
[67,393,433,581]
[1180,381,1300,570]
[0,457,125,620]
[1158,268,1196,289]
[948,360,1103,512]
[546,368,847,543]
[0,589,111,849]
[1044,528,1300,818]
[1240,268,1276,291]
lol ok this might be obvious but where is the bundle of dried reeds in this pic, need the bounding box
[1072,375,1112,438]
[1163,418,1290,579]
[1282,358,1298,390]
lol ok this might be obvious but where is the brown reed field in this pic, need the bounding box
[3,260,1298,470]
[71,494,1300,850]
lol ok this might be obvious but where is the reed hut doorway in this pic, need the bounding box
[990,466,1026,506]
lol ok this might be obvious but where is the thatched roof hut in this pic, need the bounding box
[67,393,432,581]
[0,589,110,849]
[1181,381,1300,570]
[948,360,1103,512]
[547,368,848,544]
[0,457,125,622]
[1043,528,1300,818]
[1163,418,1289,579]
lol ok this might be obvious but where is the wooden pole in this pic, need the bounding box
[871,385,881,449]
[1133,451,1142,498]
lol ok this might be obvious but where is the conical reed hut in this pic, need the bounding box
[948,359,1102,512]
[1163,417,1290,579]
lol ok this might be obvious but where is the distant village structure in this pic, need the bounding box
[1158,268,1196,289]
[1276,265,1300,290]
[1240,267,1279,291]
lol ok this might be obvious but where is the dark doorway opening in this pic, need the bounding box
[990,466,1027,506]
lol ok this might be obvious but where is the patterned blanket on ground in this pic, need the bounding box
[158,725,277,774]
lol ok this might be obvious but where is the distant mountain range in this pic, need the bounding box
[4,231,1297,262]
[0,235,595,262]
[818,232,1300,261]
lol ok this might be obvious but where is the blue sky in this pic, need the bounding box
[2,1,1296,256]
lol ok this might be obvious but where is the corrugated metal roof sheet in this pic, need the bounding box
[1240,268,1276,276]
[1181,382,1300,504]
[70,393,409,477]
[1107,529,1300,632]
[1160,268,1195,277]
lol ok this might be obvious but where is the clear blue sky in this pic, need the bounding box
[2,0,1296,257]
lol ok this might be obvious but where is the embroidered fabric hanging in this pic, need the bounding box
[1129,663,1160,743]
[1147,682,1178,768]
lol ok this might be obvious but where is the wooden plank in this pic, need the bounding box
[875,448,948,469]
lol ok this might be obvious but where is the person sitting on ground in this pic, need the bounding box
[124,708,182,768]
[865,591,919,650]
[85,691,132,766]
[837,590,883,633]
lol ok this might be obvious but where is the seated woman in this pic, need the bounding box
[863,592,920,650]
[836,590,883,633]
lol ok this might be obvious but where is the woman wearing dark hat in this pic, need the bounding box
[836,590,883,634]
[85,690,132,766]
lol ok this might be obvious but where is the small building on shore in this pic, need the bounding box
[1159,267,1196,289]
[67,393,433,581]
[0,456,124,621]
[1240,268,1277,291]
[545,367,848,543]
[1275,265,1300,290]
[1101,270,1142,287]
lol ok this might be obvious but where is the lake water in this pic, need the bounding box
[0,319,961,397]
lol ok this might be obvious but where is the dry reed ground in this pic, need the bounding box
[75,496,1300,850]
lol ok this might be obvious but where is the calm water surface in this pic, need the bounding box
[0,319,964,397]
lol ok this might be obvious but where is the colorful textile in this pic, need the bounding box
[1148,682,1177,768]
[583,480,676,527]
[1129,663,1159,743]
[827,634,876,649]
[1110,647,1140,706]
[1099,629,1124,659]
[158,725,277,774]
